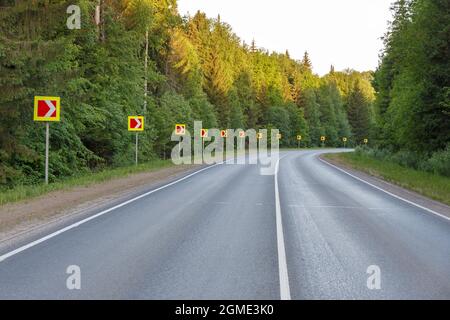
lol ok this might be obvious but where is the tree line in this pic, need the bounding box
[370,0,449,176]
[0,0,374,187]
[374,0,449,153]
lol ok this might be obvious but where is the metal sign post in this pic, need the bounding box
[45,122,50,184]
[135,132,139,166]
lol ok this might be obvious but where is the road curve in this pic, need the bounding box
[0,150,449,299]
[279,150,450,299]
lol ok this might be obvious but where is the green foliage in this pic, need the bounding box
[421,146,450,177]
[347,83,372,144]
[354,145,450,178]
[373,0,449,153]
[300,89,323,146]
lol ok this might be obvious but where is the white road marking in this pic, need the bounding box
[288,204,363,209]
[0,163,222,263]
[287,204,399,211]
[319,157,450,222]
[274,154,292,300]
[134,117,141,129]
[44,100,56,118]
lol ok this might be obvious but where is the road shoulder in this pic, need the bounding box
[319,154,450,220]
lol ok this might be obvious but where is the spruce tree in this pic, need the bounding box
[302,51,312,71]
[347,83,371,144]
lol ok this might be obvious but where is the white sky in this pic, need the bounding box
[177,0,394,75]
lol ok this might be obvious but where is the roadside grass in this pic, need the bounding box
[324,152,450,206]
[0,159,175,206]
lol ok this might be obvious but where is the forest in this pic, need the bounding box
[371,0,449,176]
[0,0,448,188]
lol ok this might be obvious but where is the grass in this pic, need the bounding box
[0,159,176,206]
[324,152,450,206]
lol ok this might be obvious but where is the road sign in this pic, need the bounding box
[364,138,369,144]
[128,116,144,131]
[321,136,326,142]
[175,124,186,136]
[239,131,245,138]
[277,134,282,140]
[201,129,208,138]
[34,96,61,185]
[296,135,302,148]
[343,137,347,142]
[34,96,60,122]
[257,133,263,139]
[128,116,144,165]
[220,130,228,138]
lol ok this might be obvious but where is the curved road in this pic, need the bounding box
[0,150,449,299]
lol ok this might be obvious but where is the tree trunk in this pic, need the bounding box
[144,28,148,113]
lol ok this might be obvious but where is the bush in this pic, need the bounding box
[354,145,450,178]
[388,150,424,169]
[421,147,450,177]
[354,146,390,160]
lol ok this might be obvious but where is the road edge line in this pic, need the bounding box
[0,163,222,263]
[318,156,450,222]
[275,155,292,300]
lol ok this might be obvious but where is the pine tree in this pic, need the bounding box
[250,39,257,53]
[347,83,371,144]
[330,65,335,74]
[302,51,312,71]
[285,50,290,59]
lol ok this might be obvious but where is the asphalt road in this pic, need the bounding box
[0,150,449,299]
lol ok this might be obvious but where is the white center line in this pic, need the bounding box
[274,154,292,300]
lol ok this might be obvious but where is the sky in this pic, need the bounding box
[177,0,394,75]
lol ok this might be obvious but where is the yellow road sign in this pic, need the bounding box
[220,130,228,138]
[321,136,326,141]
[175,124,186,136]
[128,116,144,131]
[257,133,263,139]
[364,138,369,144]
[343,137,347,142]
[34,96,61,122]
[297,135,302,141]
